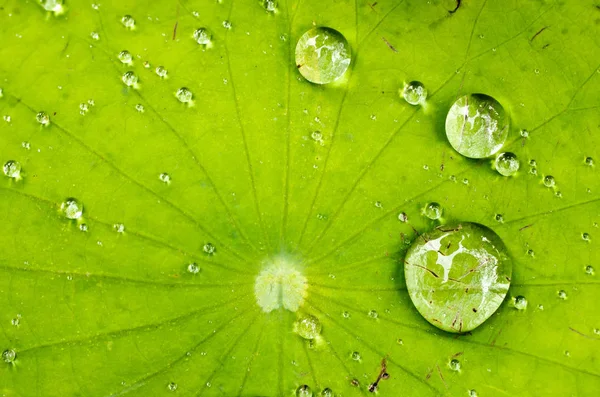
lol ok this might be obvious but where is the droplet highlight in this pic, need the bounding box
[294,314,322,340]
[495,152,519,176]
[61,198,83,220]
[295,27,351,84]
[401,81,427,105]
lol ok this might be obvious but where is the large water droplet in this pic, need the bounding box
[193,28,212,46]
[2,349,16,363]
[543,175,555,188]
[121,15,136,29]
[401,81,427,105]
[495,152,519,176]
[294,314,322,339]
[404,222,512,333]
[3,160,22,179]
[295,27,351,84]
[176,87,193,104]
[118,50,133,64]
[423,202,442,220]
[61,198,83,220]
[296,385,313,397]
[36,111,50,126]
[445,94,509,158]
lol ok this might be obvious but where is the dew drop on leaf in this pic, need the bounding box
[155,66,168,78]
[118,50,133,64]
[351,351,361,361]
[295,27,351,85]
[520,129,529,138]
[445,94,509,158]
[90,31,100,40]
[122,71,138,87]
[543,175,555,188]
[495,214,504,223]
[176,87,193,104]
[222,20,232,29]
[79,224,88,232]
[449,359,461,371]
[36,111,50,126]
[585,265,595,275]
[404,223,512,333]
[342,311,350,318]
[121,15,136,29]
[135,104,145,113]
[582,232,590,241]
[513,295,527,310]
[321,388,333,397]
[469,390,478,397]
[585,156,594,166]
[203,243,216,255]
[401,81,427,105]
[193,28,212,45]
[294,314,321,340]
[167,382,177,391]
[159,173,171,184]
[296,385,313,397]
[398,212,408,222]
[423,202,442,220]
[2,349,16,363]
[557,290,567,300]
[262,0,278,13]
[367,309,378,319]
[61,198,83,220]
[187,263,200,274]
[113,223,125,233]
[3,160,21,179]
[495,152,519,176]
[40,0,64,14]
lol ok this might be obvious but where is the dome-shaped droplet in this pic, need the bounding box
[159,172,171,184]
[167,382,178,391]
[295,27,351,84]
[294,314,321,340]
[90,31,100,40]
[121,15,136,29]
[193,28,212,45]
[469,390,478,397]
[398,212,408,222]
[404,222,512,333]
[423,202,442,220]
[445,94,509,158]
[582,232,590,241]
[543,175,555,188]
[122,71,138,87]
[3,160,21,179]
[263,0,278,12]
[155,66,168,78]
[448,359,461,371]
[118,50,133,64]
[351,351,361,361]
[113,223,125,233]
[203,243,216,255]
[495,152,519,176]
[513,295,527,310]
[61,198,83,220]
[557,290,567,300]
[401,81,427,105]
[495,214,504,223]
[585,156,594,166]
[585,265,595,275]
[2,349,16,363]
[321,388,333,397]
[296,385,313,397]
[36,111,50,126]
[176,87,193,103]
[368,309,378,319]
[187,263,200,274]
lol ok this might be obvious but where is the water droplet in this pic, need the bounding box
[187,263,200,274]
[222,20,232,29]
[155,66,168,78]
[90,31,100,40]
[193,28,212,45]
[118,50,133,64]
[311,131,323,141]
[321,388,333,397]
[113,223,125,233]
[3,115,11,123]
[3,160,21,179]
[445,94,509,158]
[585,156,594,166]
[462,178,469,185]
[469,390,478,397]
[594,328,600,335]
[61,198,83,220]
[263,0,278,13]
[79,223,88,232]
[295,27,351,84]
[159,173,171,184]
[342,311,350,318]
[582,232,590,241]
[79,102,90,115]
[368,309,378,319]
[167,382,177,391]
[36,111,50,126]
[122,71,138,87]
[557,290,567,300]
[527,249,535,257]
[423,202,442,220]
[529,166,538,175]
[513,295,527,310]
[374,201,383,208]
[495,152,519,176]
[296,385,313,397]
[176,87,193,103]
[543,175,555,188]
[121,15,136,29]
[401,81,427,105]
[135,104,145,113]
[351,351,361,361]
[2,349,16,363]
[203,243,216,255]
[92,3,99,10]
[495,214,504,223]
[405,222,512,333]
[398,212,408,222]
[294,314,321,339]
[40,0,64,14]
[585,265,595,275]
[449,359,461,371]
[520,129,529,138]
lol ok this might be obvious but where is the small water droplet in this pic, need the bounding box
[294,314,321,339]
[495,152,519,176]
[529,166,538,175]
[397,338,403,345]
[527,249,535,257]
[176,87,193,103]
[222,20,232,29]
[122,71,138,87]
[3,115,11,123]
[585,156,594,166]
[585,265,595,275]
[79,223,88,232]
[445,94,509,158]
[401,81,427,105]
[374,201,383,208]
[311,131,323,142]
[187,263,200,274]
[520,129,529,138]
[3,160,22,179]
[368,309,378,319]
[398,212,408,222]
[594,328,600,335]
[167,382,177,391]
[495,214,504,223]
[423,202,442,220]
[543,175,555,188]
[40,0,64,13]
[449,359,461,371]
[295,27,351,84]
[462,178,469,185]
[351,351,361,361]
[135,104,145,113]
[557,290,567,300]
[203,243,216,255]
[513,295,527,310]
[155,66,168,78]
[61,198,83,220]
[469,390,478,397]
[11,315,21,327]
[121,15,136,29]
[582,232,590,242]
[342,311,350,318]
[159,172,171,184]
[118,50,133,64]
[92,3,99,10]
[90,31,100,40]
[296,385,313,397]
[263,0,278,12]
[36,111,50,126]
[193,28,212,45]
[113,223,125,233]
[2,349,16,363]
[321,388,333,397]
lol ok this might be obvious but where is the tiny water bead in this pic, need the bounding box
[122,71,138,87]
[295,27,351,84]
[36,111,50,125]
[513,295,528,310]
[155,66,168,78]
[187,263,200,274]
[585,265,595,275]
[167,382,178,391]
[176,87,193,104]
[118,50,133,64]
[135,104,145,112]
[296,385,313,397]
[520,129,529,138]
[398,212,408,222]
[495,214,504,223]
[351,351,361,361]
[222,20,232,29]
[294,314,322,339]
[582,232,590,242]
[90,31,100,40]
[113,223,125,233]
[469,390,478,397]
[193,28,212,45]
[262,0,278,12]
[61,198,83,220]
[2,349,16,363]
[121,15,136,29]
[404,223,512,333]
[585,156,594,166]
[254,257,307,312]
[321,388,333,397]
[449,359,461,371]
[543,175,555,188]
[401,81,427,105]
[423,202,442,220]
[368,309,378,319]
[445,94,509,159]
[311,131,323,142]
[557,290,567,300]
[3,160,21,179]
[495,152,519,176]
[159,173,171,184]
[203,243,216,255]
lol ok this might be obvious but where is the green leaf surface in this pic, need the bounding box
[1,0,599,396]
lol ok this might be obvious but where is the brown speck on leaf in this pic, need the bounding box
[530,26,548,42]
[381,36,398,52]
[449,0,461,14]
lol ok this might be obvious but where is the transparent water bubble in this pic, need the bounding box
[159,173,171,184]
[557,290,567,300]
[469,390,478,397]
[495,152,519,176]
[495,214,504,223]
[203,243,216,255]
[40,0,65,14]
[90,31,100,40]
[342,311,350,318]
[311,131,323,142]
[155,66,168,78]
[585,265,595,275]
[2,349,16,363]
[543,175,555,188]
[122,71,138,87]
[61,198,83,220]
[351,351,361,361]
[167,382,177,391]
[445,94,509,158]
[368,309,378,319]
[135,104,145,113]
[520,129,529,138]
[118,50,133,64]
[585,156,594,166]
[582,232,590,241]
[294,314,321,339]
[36,111,50,125]
[398,212,408,222]
[121,15,136,29]
[404,222,512,333]
[187,263,200,274]
[222,20,232,29]
[513,295,527,310]
[295,27,351,84]
[263,0,278,13]
[113,223,125,233]
[321,388,333,397]
[176,87,193,103]
[449,359,461,371]
[193,28,212,46]
[296,385,313,397]
[3,160,21,179]
[423,202,442,220]
[401,81,427,105]
[79,223,88,232]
